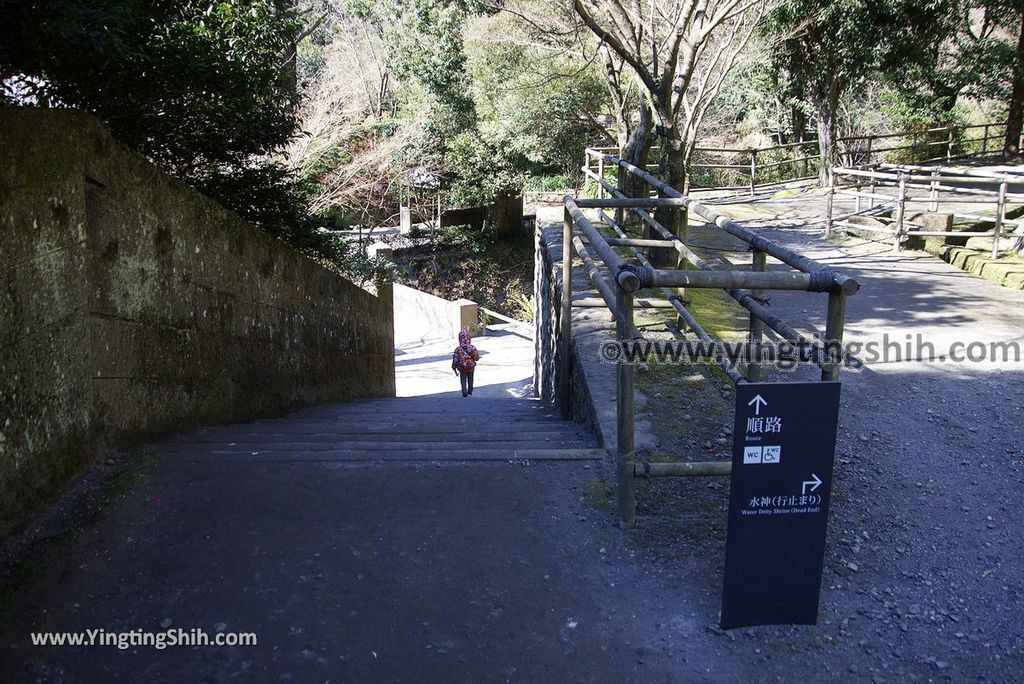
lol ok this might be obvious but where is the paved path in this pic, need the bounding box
[667,195,1024,681]
[3,202,1022,682]
[394,324,535,399]
[1,315,721,683]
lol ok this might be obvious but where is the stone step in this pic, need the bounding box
[178,416,576,433]
[304,414,566,424]
[172,419,582,437]
[156,396,600,466]
[294,413,567,424]
[167,430,591,444]
[194,412,564,424]
[294,399,559,417]
[158,447,608,463]
[153,438,591,453]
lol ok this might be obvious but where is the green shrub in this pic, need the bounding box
[437,224,492,254]
[510,293,535,323]
[526,174,578,192]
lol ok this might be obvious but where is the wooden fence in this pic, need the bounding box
[587,121,1010,196]
[564,151,859,527]
[826,164,1024,256]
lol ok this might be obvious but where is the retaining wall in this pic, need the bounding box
[392,283,477,344]
[533,222,611,442]
[0,108,395,534]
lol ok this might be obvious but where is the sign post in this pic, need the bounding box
[721,381,842,629]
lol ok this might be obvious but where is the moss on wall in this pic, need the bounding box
[0,108,395,536]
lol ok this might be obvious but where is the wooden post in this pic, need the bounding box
[854,183,862,214]
[821,291,847,382]
[992,180,1008,259]
[598,155,605,199]
[616,286,636,529]
[929,168,939,212]
[614,157,625,226]
[982,125,989,155]
[749,149,757,197]
[435,193,441,241]
[868,178,876,209]
[559,207,573,419]
[825,175,836,237]
[675,205,690,331]
[893,173,907,253]
[865,137,873,166]
[748,249,766,382]
[946,126,955,162]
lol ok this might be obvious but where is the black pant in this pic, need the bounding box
[459,371,474,396]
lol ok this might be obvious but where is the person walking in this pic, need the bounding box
[451,330,480,397]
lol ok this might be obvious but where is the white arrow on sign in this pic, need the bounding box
[747,394,768,415]
[802,473,823,495]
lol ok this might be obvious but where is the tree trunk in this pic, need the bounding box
[792,105,807,144]
[649,104,685,267]
[277,0,299,94]
[1005,12,1024,157]
[492,191,523,240]
[617,105,653,227]
[603,48,631,151]
[813,76,839,185]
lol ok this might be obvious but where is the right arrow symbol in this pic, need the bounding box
[802,473,823,495]
[748,394,768,415]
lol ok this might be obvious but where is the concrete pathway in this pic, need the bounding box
[532,196,1024,681]
[395,324,534,399]
[2,312,722,682]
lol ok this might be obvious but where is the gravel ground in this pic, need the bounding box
[579,193,1024,682]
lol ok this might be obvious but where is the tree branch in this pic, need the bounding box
[573,0,657,91]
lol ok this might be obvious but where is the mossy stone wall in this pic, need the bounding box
[0,108,395,535]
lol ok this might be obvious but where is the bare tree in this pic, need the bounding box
[1005,9,1024,156]
[286,7,401,224]
[573,0,773,211]
[478,1,656,206]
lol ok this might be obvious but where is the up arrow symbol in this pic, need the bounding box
[802,473,823,495]
[747,394,768,415]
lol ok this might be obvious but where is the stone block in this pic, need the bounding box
[977,260,1024,286]
[844,215,893,244]
[907,212,954,253]
[1004,272,1024,290]
[453,298,479,335]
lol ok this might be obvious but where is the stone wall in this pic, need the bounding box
[392,283,477,345]
[0,108,395,534]
[533,222,606,442]
[532,223,560,403]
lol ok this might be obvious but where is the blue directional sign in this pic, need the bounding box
[721,381,842,629]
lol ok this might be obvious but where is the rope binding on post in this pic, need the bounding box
[617,263,655,289]
[807,267,840,293]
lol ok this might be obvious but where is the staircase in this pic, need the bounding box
[150,397,604,462]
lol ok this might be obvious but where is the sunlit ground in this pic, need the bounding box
[394,323,535,398]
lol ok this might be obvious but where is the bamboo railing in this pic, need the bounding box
[826,165,1024,256]
[587,121,1010,196]
[560,150,859,527]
